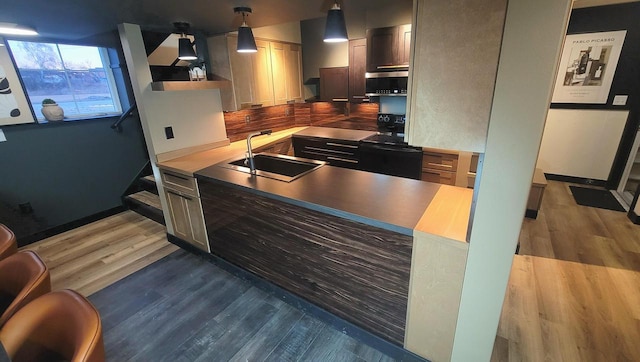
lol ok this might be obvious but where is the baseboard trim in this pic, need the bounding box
[544,173,607,187]
[166,234,428,362]
[629,210,640,224]
[17,206,126,247]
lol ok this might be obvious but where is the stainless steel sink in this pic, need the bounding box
[219,153,325,182]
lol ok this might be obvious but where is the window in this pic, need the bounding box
[7,40,122,121]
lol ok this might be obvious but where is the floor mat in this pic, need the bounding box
[569,186,626,212]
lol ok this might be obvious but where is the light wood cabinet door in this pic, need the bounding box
[165,188,209,252]
[253,39,275,108]
[227,37,255,109]
[185,196,208,250]
[270,41,288,105]
[284,43,304,103]
[165,190,191,241]
[227,38,274,109]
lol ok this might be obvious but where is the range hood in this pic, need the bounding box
[143,31,230,91]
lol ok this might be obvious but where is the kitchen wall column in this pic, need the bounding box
[450,0,571,361]
[118,23,228,236]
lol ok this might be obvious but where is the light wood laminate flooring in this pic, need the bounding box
[493,180,640,361]
[21,210,178,296]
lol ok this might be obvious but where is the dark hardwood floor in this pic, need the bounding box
[89,249,398,362]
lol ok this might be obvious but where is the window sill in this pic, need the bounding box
[36,114,123,125]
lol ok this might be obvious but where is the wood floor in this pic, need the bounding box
[492,180,640,361]
[90,249,398,361]
[21,211,178,296]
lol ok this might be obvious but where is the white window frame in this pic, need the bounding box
[6,40,124,122]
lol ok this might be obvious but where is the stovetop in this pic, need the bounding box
[361,133,408,146]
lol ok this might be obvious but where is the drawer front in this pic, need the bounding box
[293,136,360,165]
[161,170,198,197]
[421,169,456,185]
[423,152,458,172]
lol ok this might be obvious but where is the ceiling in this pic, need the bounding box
[2,0,635,41]
[1,0,404,41]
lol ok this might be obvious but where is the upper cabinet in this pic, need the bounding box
[348,38,368,103]
[366,25,411,72]
[271,42,304,105]
[208,35,304,111]
[406,0,507,153]
[319,67,349,102]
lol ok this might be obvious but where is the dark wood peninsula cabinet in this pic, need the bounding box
[319,66,349,102]
[366,25,412,72]
[348,38,368,103]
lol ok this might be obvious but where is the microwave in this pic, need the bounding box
[365,71,409,96]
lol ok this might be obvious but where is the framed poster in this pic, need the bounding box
[551,30,627,104]
[0,39,34,125]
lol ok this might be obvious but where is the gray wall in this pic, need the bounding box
[300,1,412,98]
[0,116,148,235]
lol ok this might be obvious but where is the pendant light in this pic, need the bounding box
[0,22,38,36]
[324,1,348,43]
[173,22,197,60]
[234,7,257,53]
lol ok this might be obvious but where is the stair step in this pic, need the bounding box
[139,175,158,195]
[124,191,164,225]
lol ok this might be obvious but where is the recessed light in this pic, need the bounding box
[0,22,38,36]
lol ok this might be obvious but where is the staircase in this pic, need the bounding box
[123,169,165,225]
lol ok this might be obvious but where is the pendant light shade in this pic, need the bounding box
[174,22,198,60]
[234,7,257,53]
[178,37,197,60]
[324,3,348,43]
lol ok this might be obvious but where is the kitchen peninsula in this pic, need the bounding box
[157,126,473,358]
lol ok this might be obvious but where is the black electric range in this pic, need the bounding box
[358,114,423,180]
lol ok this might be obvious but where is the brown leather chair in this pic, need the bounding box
[0,224,17,262]
[0,251,51,328]
[0,290,105,362]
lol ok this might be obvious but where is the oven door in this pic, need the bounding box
[359,143,423,180]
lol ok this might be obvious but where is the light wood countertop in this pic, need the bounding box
[414,185,473,242]
[157,127,308,176]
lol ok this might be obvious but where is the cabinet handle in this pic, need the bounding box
[376,65,408,69]
[331,98,349,102]
[427,163,453,168]
[167,190,192,201]
[327,156,358,164]
[305,146,354,156]
[326,142,358,149]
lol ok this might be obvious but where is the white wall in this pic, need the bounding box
[451,0,572,360]
[251,21,302,44]
[118,23,227,157]
[537,109,628,180]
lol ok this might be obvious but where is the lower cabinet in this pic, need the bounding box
[421,150,459,185]
[160,169,209,252]
[292,136,360,169]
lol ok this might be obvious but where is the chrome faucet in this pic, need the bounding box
[246,129,272,173]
